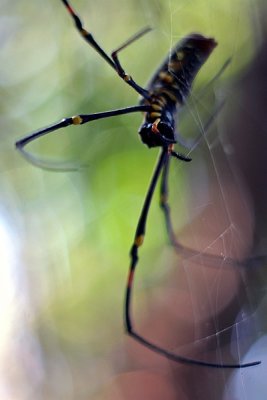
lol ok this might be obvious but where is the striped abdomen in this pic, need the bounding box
[138,33,217,148]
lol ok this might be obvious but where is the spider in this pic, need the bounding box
[15,0,261,369]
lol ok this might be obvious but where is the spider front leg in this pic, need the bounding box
[61,0,115,68]
[61,0,150,99]
[111,27,152,99]
[15,105,150,170]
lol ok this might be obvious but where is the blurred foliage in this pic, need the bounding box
[0,0,265,398]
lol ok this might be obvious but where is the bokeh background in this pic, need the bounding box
[1,0,267,399]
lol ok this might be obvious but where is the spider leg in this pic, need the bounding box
[160,156,179,247]
[195,57,232,101]
[160,102,234,263]
[111,27,152,99]
[125,148,168,332]
[175,58,231,150]
[15,105,150,170]
[125,148,260,367]
[61,0,115,68]
[61,0,150,99]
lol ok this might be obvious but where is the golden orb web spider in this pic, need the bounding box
[15,0,261,369]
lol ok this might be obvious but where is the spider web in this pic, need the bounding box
[1,0,267,399]
[151,0,265,395]
[129,0,267,397]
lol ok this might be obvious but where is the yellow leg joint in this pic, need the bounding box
[123,74,131,82]
[134,235,144,247]
[81,29,88,37]
[72,115,83,125]
[160,193,168,205]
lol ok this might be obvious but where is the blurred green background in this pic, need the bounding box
[0,0,266,398]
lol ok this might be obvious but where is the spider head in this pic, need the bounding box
[138,121,176,148]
